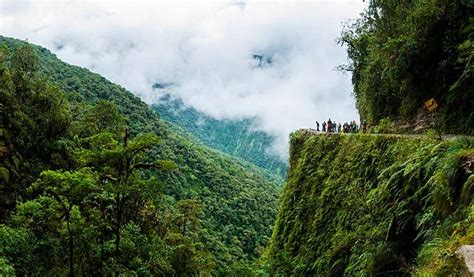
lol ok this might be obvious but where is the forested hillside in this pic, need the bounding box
[152,96,287,179]
[266,131,473,275]
[340,0,473,134]
[0,36,280,275]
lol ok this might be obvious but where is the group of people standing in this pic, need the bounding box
[315,119,367,134]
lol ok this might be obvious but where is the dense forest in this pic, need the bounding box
[152,96,287,179]
[0,37,280,275]
[340,0,473,134]
[266,131,473,275]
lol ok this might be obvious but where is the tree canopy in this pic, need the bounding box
[340,0,473,134]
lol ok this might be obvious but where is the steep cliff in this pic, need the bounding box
[266,130,473,275]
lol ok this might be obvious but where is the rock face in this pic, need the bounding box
[458,245,474,274]
[398,107,437,133]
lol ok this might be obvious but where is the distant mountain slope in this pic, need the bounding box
[152,96,287,179]
[0,36,280,271]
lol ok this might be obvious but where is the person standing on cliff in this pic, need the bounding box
[322,121,327,132]
[315,121,320,132]
[352,121,358,133]
[327,119,332,133]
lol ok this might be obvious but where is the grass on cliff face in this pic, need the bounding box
[266,132,473,276]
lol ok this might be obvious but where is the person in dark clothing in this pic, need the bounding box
[352,121,358,133]
[327,119,332,133]
[322,121,327,132]
[344,122,349,133]
[315,121,320,132]
[337,123,342,133]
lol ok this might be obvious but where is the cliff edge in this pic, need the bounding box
[266,130,473,275]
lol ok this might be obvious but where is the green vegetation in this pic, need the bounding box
[2,0,473,273]
[152,96,287,179]
[266,131,473,275]
[0,37,280,275]
[340,0,473,134]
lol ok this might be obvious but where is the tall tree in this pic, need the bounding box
[76,101,175,269]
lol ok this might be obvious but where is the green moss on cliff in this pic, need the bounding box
[266,131,473,275]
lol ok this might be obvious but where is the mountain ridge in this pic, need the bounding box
[152,95,287,180]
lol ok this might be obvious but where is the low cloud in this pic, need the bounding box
[0,0,365,158]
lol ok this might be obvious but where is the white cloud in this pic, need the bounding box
[0,0,365,158]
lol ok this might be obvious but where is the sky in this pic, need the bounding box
[0,0,366,158]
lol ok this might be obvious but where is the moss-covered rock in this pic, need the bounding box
[266,131,473,275]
